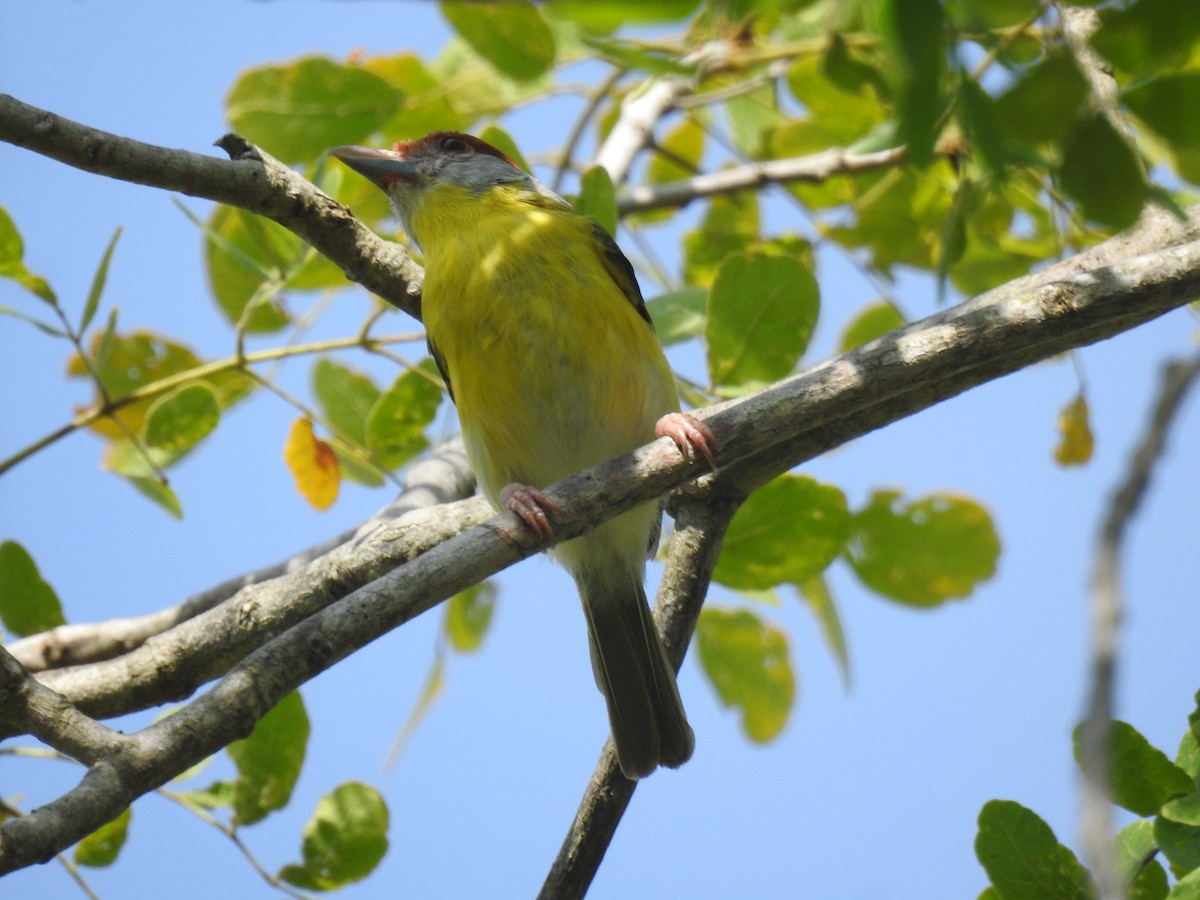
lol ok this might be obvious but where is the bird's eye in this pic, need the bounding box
[441,135,467,154]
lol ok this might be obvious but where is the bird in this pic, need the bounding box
[331,132,716,779]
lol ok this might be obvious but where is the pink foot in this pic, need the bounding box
[499,483,562,540]
[655,412,718,470]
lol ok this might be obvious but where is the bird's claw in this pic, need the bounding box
[655,412,718,471]
[499,482,561,540]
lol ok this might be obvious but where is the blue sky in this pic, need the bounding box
[2,3,1198,898]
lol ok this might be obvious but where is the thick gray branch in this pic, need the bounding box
[7,442,473,672]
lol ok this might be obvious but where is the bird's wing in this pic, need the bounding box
[585,219,654,329]
[427,335,454,402]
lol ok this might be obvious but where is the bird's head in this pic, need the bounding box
[331,132,562,247]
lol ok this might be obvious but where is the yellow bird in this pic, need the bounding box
[332,132,715,779]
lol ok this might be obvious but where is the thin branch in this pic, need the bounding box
[538,493,741,900]
[616,146,906,215]
[0,329,423,479]
[1079,353,1200,899]
[0,95,424,317]
[594,77,692,185]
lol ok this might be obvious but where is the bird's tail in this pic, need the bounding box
[577,567,694,780]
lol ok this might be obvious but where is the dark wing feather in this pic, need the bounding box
[586,220,654,329]
[427,336,454,403]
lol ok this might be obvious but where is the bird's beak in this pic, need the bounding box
[329,145,419,189]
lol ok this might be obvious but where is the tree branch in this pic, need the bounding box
[0,94,424,318]
[1079,353,1200,899]
[6,441,474,672]
[616,146,906,214]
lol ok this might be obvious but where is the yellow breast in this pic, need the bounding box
[412,183,678,502]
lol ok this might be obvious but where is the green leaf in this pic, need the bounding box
[1129,859,1169,900]
[880,0,946,166]
[707,252,819,388]
[682,191,760,287]
[0,205,56,304]
[1171,867,1200,899]
[313,358,381,446]
[142,383,221,454]
[1179,725,1200,781]
[975,799,1097,900]
[544,0,702,33]
[1164,791,1200,827]
[844,490,1000,606]
[0,305,66,338]
[1072,720,1194,816]
[725,80,780,159]
[440,0,556,82]
[1125,73,1200,184]
[957,76,1007,175]
[367,53,464,138]
[279,782,389,890]
[74,807,131,868]
[695,607,795,743]
[477,124,530,174]
[365,361,443,469]
[574,165,618,237]
[1115,820,1162,889]
[81,227,122,334]
[385,654,446,771]
[798,574,850,686]
[0,540,66,638]
[227,691,310,827]
[125,474,184,519]
[992,52,1089,147]
[226,57,402,164]
[838,300,906,353]
[646,288,707,346]
[1059,113,1149,231]
[203,206,291,333]
[444,582,497,653]
[1092,0,1200,79]
[714,475,851,589]
[647,116,704,185]
[1155,815,1200,877]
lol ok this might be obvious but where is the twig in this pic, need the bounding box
[538,493,741,899]
[1079,353,1200,899]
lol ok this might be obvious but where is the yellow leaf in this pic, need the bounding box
[1054,393,1094,466]
[283,418,340,510]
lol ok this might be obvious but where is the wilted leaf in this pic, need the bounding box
[1054,393,1094,466]
[696,607,794,743]
[284,418,340,511]
[0,540,66,637]
[279,783,389,890]
[227,691,310,826]
[845,490,1000,606]
[74,807,131,868]
[714,475,851,589]
[975,799,1096,899]
[707,252,819,388]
